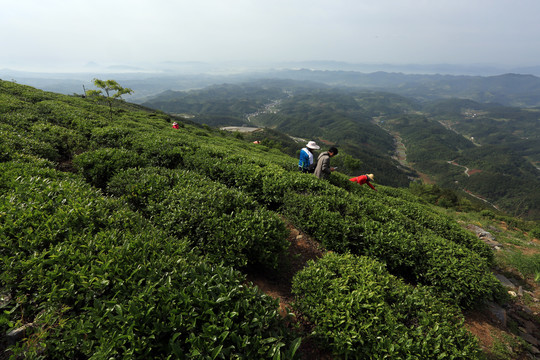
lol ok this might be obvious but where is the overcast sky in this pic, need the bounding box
[2,0,540,72]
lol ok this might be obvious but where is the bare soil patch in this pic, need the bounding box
[467,168,483,176]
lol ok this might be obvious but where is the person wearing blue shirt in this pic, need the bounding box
[298,141,320,173]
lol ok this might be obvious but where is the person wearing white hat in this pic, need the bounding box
[298,141,320,173]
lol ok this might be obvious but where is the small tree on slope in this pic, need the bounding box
[86,78,133,121]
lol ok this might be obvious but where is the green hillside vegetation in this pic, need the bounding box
[1,79,533,358]
[143,83,418,187]
[378,99,540,219]
[382,114,476,177]
[141,79,328,128]
[143,80,540,219]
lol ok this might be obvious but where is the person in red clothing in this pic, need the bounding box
[349,173,377,191]
[172,122,180,129]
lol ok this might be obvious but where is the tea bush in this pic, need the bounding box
[149,176,289,269]
[0,162,300,359]
[361,187,493,262]
[90,125,135,148]
[0,124,60,161]
[0,109,40,130]
[531,225,540,239]
[131,134,195,170]
[292,253,483,359]
[1,153,57,170]
[73,148,146,189]
[31,122,89,160]
[41,259,301,359]
[107,167,177,212]
[0,81,59,103]
[1,171,167,318]
[108,167,289,269]
[282,191,503,307]
[0,92,27,113]
[34,100,103,128]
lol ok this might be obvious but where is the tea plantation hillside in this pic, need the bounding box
[0,80,509,358]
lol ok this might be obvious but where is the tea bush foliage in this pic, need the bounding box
[0,79,508,357]
[0,161,298,359]
[292,253,483,359]
[281,189,502,307]
[73,148,146,189]
[108,167,289,269]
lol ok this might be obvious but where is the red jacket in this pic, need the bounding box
[349,175,377,191]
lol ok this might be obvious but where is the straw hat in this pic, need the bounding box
[306,141,320,150]
[367,174,375,181]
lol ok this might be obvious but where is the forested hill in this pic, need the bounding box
[142,80,540,220]
[4,79,539,358]
[260,70,540,107]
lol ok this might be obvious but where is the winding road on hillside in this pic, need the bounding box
[447,160,500,209]
[448,160,470,177]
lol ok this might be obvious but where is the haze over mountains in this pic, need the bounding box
[4,61,540,106]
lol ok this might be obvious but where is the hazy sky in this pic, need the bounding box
[2,0,540,72]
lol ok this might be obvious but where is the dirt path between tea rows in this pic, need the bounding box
[245,222,332,359]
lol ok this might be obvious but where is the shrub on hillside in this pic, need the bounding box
[132,134,193,169]
[0,80,59,103]
[1,153,57,169]
[107,167,176,212]
[31,122,89,160]
[90,125,135,148]
[73,148,146,189]
[0,124,60,161]
[1,163,299,359]
[283,191,504,307]
[531,226,540,239]
[149,179,289,269]
[292,253,483,359]
[361,187,494,262]
[0,92,27,113]
[108,167,289,269]
[35,99,106,129]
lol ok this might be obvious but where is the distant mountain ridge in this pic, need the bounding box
[259,71,540,107]
[4,67,540,107]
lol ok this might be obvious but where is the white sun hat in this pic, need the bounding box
[306,141,320,150]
